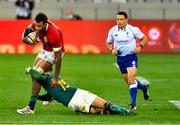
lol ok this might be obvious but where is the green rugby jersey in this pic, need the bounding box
[39,75,77,107]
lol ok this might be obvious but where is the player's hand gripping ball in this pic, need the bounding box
[27,32,39,45]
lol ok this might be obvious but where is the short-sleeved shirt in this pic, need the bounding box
[40,74,77,107]
[30,21,65,52]
[106,24,144,56]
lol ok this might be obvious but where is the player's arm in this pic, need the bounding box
[54,50,62,79]
[106,29,113,52]
[22,22,39,45]
[139,35,148,47]
[106,42,113,52]
[134,35,148,54]
[51,49,62,87]
[133,27,148,54]
[106,28,118,56]
[106,42,118,56]
[22,27,36,45]
[51,31,64,87]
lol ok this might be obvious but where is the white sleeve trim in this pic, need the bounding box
[53,47,61,52]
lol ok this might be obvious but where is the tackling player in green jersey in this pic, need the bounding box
[17,67,135,115]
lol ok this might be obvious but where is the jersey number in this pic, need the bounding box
[58,80,69,91]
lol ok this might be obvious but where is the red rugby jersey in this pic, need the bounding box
[30,21,65,52]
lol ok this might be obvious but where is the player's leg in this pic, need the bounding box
[30,48,55,107]
[30,58,52,106]
[124,67,150,101]
[127,67,138,110]
[89,107,105,114]
[37,92,53,106]
[91,97,135,115]
[17,50,53,114]
[28,57,45,110]
[17,66,50,115]
[37,92,53,101]
[124,71,149,100]
[91,96,106,109]
[123,67,138,110]
[117,57,137,110]
[28,78,40,110]
[17,76,40,114]
[34,57,52,73]
[90,97,114,114]
[17,59,52,115]
[136,76,150,100]
[34,50,56,105]
[122,74,128,84]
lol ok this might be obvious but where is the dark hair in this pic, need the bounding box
[35,12,48,23]
[116,11,128,19]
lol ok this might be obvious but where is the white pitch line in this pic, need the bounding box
[168,100,180,109]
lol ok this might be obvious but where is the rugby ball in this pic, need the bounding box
[27,32,38,44]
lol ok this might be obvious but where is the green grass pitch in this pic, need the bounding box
[0,54,180,124]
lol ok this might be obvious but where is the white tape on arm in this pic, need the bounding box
[33,66,45,74]
[53,47,61,52]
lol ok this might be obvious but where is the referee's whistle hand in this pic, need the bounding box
[112,49,118,56]
[133,46,142,54]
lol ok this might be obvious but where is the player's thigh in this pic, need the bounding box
[127,67,137,84]
[117,61,127,74]
[34,57,52,72]
[35,49,55,65]
[38,60,52,72]
[34,57,41,66]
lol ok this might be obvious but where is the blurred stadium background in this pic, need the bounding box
[0,0,179,20]
[0,0,180,124]
[0,0,180,54]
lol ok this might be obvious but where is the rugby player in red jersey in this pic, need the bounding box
[21,12,65,111]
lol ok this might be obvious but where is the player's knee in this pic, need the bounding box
[90,107,103,114]
[127,78,136,85]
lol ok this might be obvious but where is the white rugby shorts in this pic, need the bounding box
[68,89,97,113]
[37,48,55,64]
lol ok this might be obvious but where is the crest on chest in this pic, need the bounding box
[43,36,48,43]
